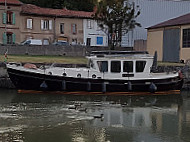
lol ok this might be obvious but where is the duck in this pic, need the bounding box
[68,105,77,110]
[93,114,104,119]
[78,108,87,112]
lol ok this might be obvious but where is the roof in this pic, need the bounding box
[21,4,94,18]
[88,51,153,60]
[0,0,22,5]
[147,13,190,29]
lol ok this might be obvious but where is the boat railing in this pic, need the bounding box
[8,62,22,66]
[49,63,87,68]
[90,51,149,56]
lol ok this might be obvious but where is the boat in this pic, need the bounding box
[6,51,183,94]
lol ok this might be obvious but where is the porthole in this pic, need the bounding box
[92,74,96,78]
[48,72,52,75]
[63,73,67,77]
[77,74,81,78]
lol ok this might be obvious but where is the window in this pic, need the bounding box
[136,61,146,72]
[3,11,15,25]
[3,32,15,44]
[123,61,133,72]
[183,29,190,48]
[72,24,77,34]
[87,20,92,29]
[60,23,64,34]
[41,20,52,30]
[86,38,91,46]
[27,19,33,29]
[111,61,121,73]
[97,61,108,72]
[44,20,49,30]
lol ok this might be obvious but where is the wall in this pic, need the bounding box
[147,29,163,61]
[83,19,108,47]
[20,15,54,44]
[55,17,84,44]
[0,45,87,56]
[180,25,190,62]
[0,45,131,57]
[0,4,22,44]
[133,40,147,51]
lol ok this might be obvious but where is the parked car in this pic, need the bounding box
[21,39,42,45]
[52,41,69,46]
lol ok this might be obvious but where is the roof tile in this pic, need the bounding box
[21,4,94,18]
[0,0,22,5]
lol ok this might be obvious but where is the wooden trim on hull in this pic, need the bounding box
[18,90,181,96]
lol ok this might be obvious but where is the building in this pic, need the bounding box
[0,0,108,46]
[122,0,190,49]
[147,13,190,62]
[0,0,22,44]
[83,19,108,47]
[20,4,91,45]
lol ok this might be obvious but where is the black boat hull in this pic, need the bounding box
[7,68,184,93]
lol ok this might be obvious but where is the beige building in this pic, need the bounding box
[147,13,190,62]
[0,0,94,45]
[0,0,22,44]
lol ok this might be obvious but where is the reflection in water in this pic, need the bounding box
[0,89,190,142]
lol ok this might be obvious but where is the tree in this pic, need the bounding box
[94,0,141,49]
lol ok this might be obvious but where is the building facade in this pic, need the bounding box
[0,0,22,44]
[83,19,108,47]
[147,13,190,62]
[0,0,108,46]
[122,0,190,48]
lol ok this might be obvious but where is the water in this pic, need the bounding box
[0,89,190,142]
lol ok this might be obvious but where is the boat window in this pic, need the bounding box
[123,61,133,72]
[136,61,146,72]
[97,61,108,72]
[111,61,121,73]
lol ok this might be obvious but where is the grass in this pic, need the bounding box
[0,55,87,64]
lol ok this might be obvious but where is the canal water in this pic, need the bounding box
[0,89,190,142]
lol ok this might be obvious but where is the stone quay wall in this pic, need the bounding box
[0,62,15,89]
[0,45,131,56]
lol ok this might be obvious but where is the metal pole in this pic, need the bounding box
[4,0,7,45]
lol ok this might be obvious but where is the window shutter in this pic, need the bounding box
[41,20,44,30]
[12,33,16,44]
[12,12,15,25]
[3,13,6,24]
[49,20,52,30]
[30,19,33,29]
[27,19,30,29]
[3,33,7,44]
